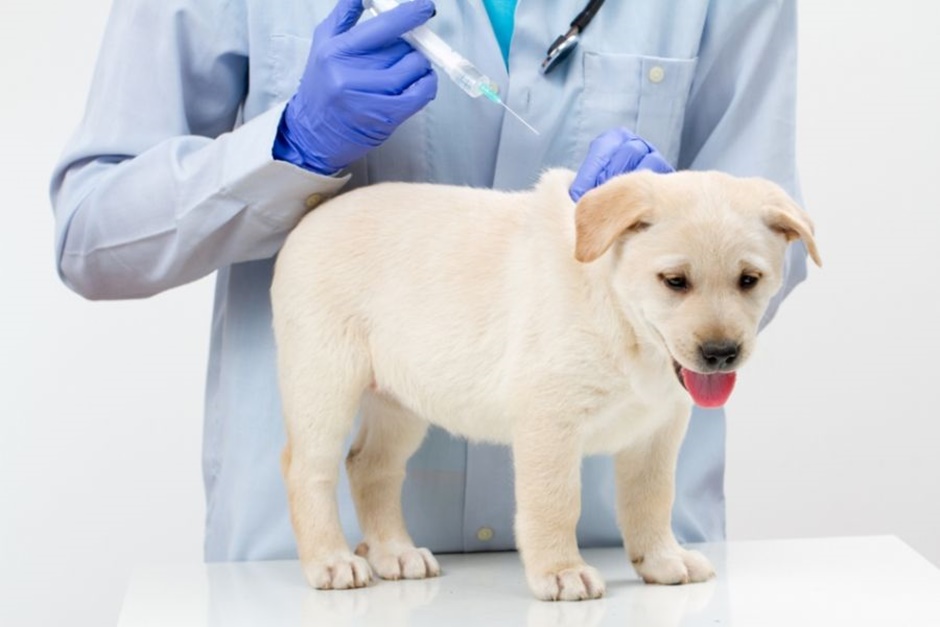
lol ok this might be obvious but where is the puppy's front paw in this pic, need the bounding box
[303,553,373,590]
[528,563,606,601]
[633,547,715,585]
[355,541,441,580]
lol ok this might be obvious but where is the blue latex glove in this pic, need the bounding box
[273,0,438,175]
[569,128,674,202]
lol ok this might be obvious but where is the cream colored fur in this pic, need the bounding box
[271,169,820,601]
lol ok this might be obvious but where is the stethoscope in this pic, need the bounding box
[540,0,606,74]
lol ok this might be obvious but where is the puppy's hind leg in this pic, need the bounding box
[277,327,373,590]
[347,391,439,580]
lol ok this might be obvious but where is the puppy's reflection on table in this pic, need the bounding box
[205,548,722,627]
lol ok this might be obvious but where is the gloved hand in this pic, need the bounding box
[569,127,674,202]
[273,0,439,175]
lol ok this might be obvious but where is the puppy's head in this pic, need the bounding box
[574,170,821,408]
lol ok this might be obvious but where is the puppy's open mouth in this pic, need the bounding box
[673,362,737,409]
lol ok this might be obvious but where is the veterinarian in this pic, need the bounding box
[51,0,808,562]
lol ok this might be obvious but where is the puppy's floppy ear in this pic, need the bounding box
[763,186,822,267]
[574,172,653,263]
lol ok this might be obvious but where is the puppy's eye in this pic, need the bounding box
[660,274,690,292]
[739,273,760,290]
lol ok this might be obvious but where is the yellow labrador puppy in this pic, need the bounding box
[271,169,820,601]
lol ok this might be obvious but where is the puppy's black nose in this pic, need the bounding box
[699,341,740,371]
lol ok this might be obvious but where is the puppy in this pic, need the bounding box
[271,168,820,601]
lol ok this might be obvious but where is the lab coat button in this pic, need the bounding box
[305,193,325,209]
[648,66,665,84]
[476,527,494,542]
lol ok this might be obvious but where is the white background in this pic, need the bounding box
[1,2,938,626]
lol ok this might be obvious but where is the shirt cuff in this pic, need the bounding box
[220,103,351,227]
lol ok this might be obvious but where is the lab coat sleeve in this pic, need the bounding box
[677,0,808,326]
[50,0,348,300]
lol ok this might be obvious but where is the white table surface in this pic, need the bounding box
[118,536,940,627]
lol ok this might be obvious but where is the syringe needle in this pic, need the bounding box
[497,100,540,136]
[478,82,540,136]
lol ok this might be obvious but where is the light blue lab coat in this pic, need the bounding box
[51,0,807,561]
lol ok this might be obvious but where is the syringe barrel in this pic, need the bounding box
[364,0,493,99]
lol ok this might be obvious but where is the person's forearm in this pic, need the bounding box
[52,105,348,300]
[49,0,353,300]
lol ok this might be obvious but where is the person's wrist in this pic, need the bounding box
[272,108,343,176]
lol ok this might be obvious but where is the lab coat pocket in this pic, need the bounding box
[581,53,698,166]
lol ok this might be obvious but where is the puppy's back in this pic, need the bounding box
[277,171,576,296]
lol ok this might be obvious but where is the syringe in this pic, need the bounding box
[364,0,539,135]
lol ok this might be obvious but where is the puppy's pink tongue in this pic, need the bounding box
[681,369,737,408]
